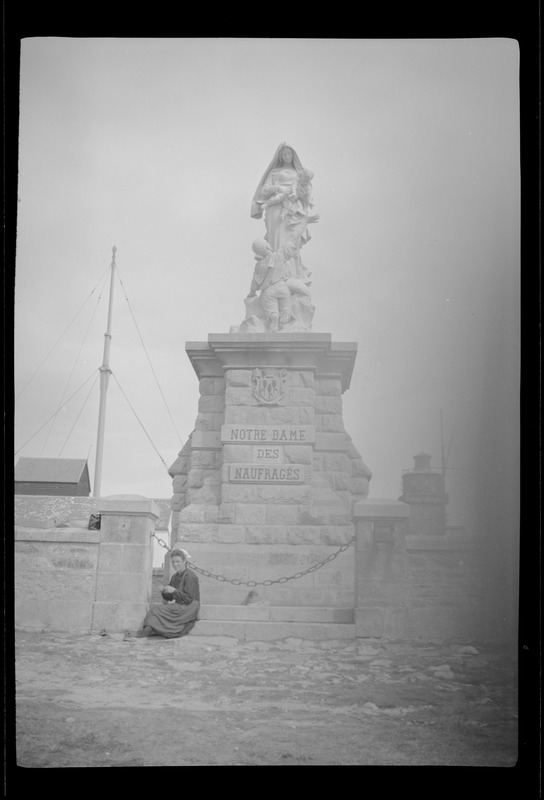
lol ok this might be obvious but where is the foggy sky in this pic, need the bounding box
[15,38,520,538]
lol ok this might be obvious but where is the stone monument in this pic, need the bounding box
[168,144,372,614]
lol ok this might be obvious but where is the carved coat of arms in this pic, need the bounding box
[252,368,287,405]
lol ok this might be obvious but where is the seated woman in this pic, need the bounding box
[125,549,200,640]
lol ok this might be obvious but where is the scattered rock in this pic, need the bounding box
[429,664,455,679]
[381,707,403,717]
[457,645,480,655]
[356,645,380,657]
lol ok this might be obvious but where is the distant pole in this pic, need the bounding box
[440,408,446,479]
[93,246,116,497]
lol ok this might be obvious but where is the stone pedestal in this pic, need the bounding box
[91,495,159,631]
[168,333,371,608]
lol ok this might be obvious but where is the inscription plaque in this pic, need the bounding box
[221,424,315,444]
[229,464,305,483]
[254,446,282,461]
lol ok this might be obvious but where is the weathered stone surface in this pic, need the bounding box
[225,370,253,388]
[350,478,371,496]
[191,431,221,449]
[322,452,349,472]
[283,445,313,464]
[224,406,299,425]
[222,444,254,463]
[314,395,343,414]
[235,504,268,525]
[225,387,252,406]
[266,505,300,525]
[287,526,322,544]
[199,377,226,395]
[190,450,221,469]
[198,377,217,396]
[315,378,342,396]
[186,485,221,505]
[287,387,315,406]
[177,522,219,542]
[245,525,288,544]
[198,395,225,413]
[186,468,207,489]
[97,543,149,574]
[321,471,350,491]
[288,370,315,388]
[218,503,236,523]
[172,475,188,493]
[254,483,312,504]
[215,525,246,543]
[221,484,259,504]
[168,454,190,476]
[95,572,151,603]
[195,412,223,431]
[319,526,354,545]
[171,494,186,512]
[317,414,345,433]
[297,407,315,424]
[177,504,219,524]
[100,516,152,545]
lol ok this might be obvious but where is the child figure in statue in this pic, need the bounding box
[247,238,293,332]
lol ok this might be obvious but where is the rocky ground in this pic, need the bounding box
[13,626,518,769]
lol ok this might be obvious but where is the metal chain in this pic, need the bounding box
[152,531,354,586]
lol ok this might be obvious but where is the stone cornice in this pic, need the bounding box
[185,333,358,393]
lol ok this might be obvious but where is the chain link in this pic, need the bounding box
[152,531,354,586]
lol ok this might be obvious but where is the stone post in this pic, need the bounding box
[91,495,160,632]
[353,499,410,638]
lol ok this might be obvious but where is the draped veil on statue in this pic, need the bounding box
[250,143,304,219]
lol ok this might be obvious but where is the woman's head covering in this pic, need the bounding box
[251,143,304,219]
[170,548,191,561]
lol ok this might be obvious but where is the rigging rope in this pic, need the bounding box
[58,373,100,457]
[16,266,110,401]
[115,265,183,447]
[15,369,99,455]
[111,372,170,472]
[40,272,109,456]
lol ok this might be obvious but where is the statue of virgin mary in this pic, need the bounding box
[250,143,318,264]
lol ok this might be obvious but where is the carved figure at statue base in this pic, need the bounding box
[231,238,315,334]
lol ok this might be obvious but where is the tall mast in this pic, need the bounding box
[93,246,116,497]
[440,408,446,479]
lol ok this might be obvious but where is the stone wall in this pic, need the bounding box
[15,496,160,632]
[15,526,100,630]
[354,499,501,641]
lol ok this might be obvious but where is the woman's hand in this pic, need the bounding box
[161,585,175,594]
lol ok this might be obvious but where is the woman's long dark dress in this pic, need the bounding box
[143,567,200,638]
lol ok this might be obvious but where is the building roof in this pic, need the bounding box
[15,457,90,485]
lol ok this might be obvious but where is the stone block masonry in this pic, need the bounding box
[15,495,160,633]
[168,333,372,608]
